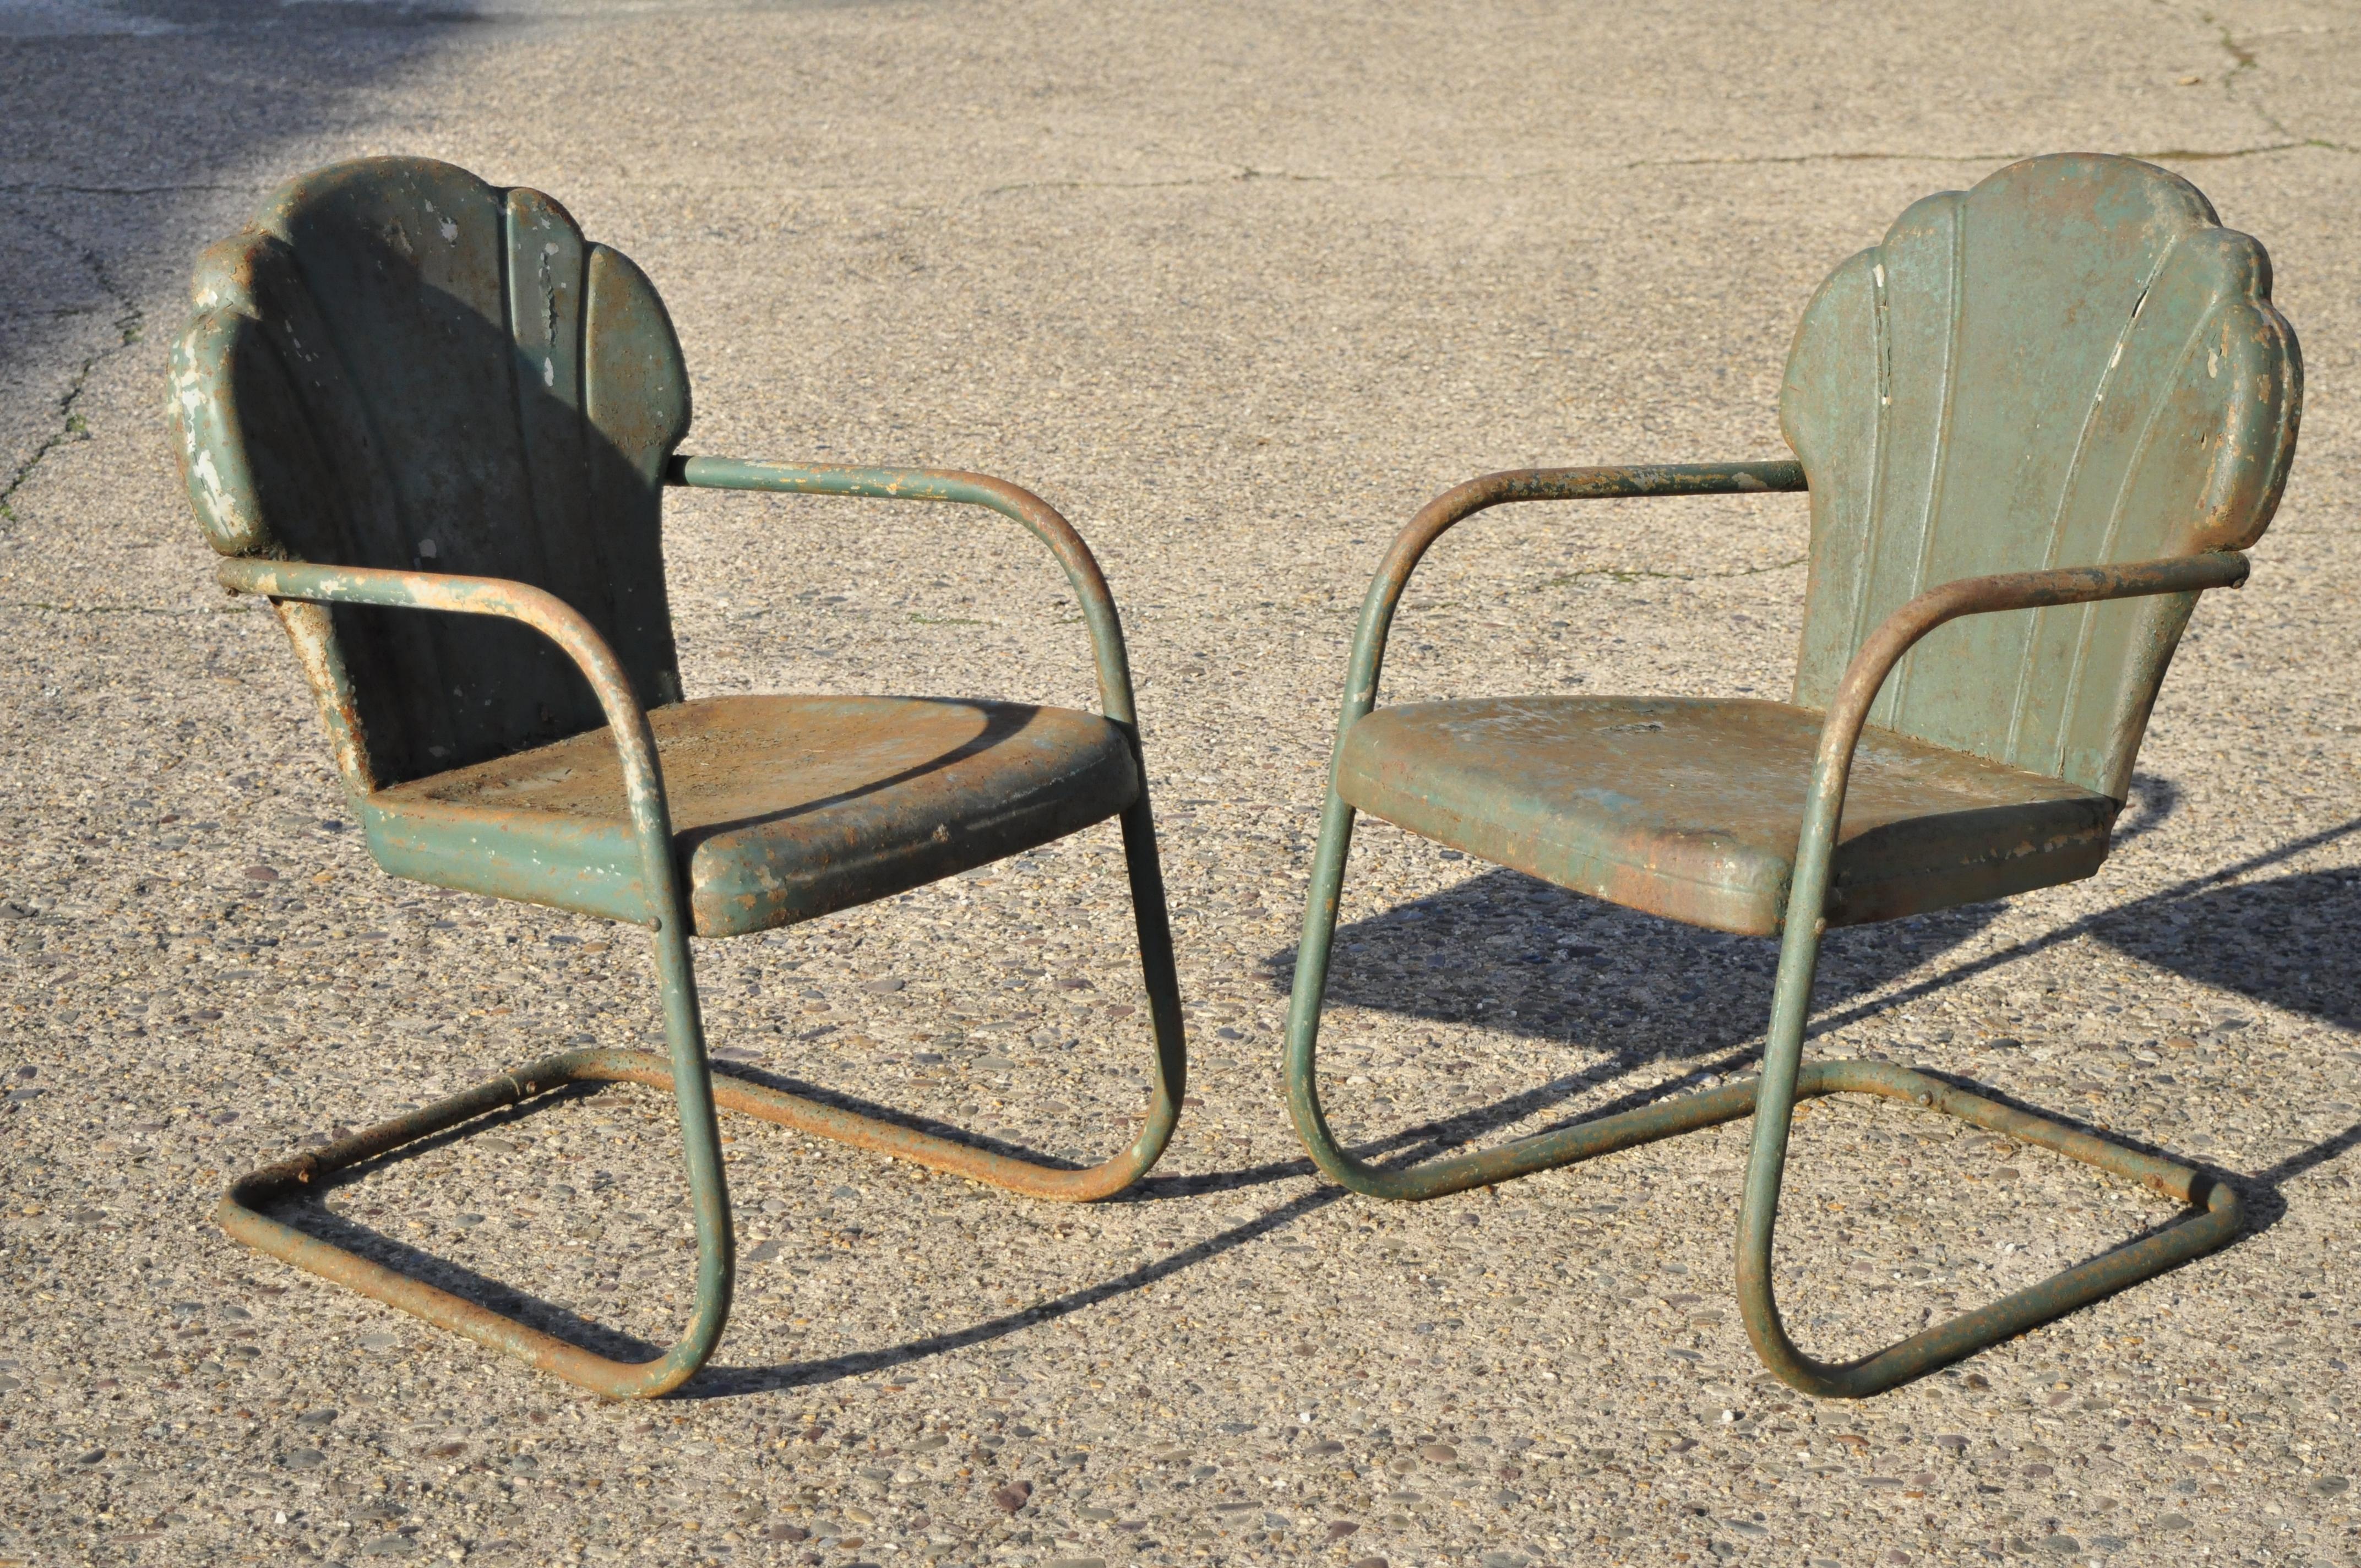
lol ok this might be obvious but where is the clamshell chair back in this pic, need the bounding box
[170,157,1188,1398]
[1285,153,2295,1401]
[172,158,687,791]
[1784,154,2298,798]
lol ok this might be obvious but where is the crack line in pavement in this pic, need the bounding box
[0,602,254,616]
[0,305,111,325]
[0,182,263,198]
[1536,552,1808,589]
[1645,139,2346,169]
[0,216,145,528]
[981,137,2350,199]
[2212,19,2361,157]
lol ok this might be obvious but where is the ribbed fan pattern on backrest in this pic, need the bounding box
[168,157,692,790]
[1781,154,2299,801]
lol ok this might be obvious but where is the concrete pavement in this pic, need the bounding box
[2,2,2358,1564]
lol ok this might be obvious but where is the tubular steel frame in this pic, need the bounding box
[1283,463,2246,1397]
[217,465,1186,1398]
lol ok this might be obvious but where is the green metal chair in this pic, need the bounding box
[1283,154,2299,1397]
[168,157,1187,1397]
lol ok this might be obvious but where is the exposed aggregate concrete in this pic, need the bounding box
[1,2,2357,1566]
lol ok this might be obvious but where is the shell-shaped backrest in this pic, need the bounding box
[1782,154,2299,801]
[168,156,690,792]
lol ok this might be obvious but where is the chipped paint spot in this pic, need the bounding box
[535,244,559,344]
[191,448,226,508]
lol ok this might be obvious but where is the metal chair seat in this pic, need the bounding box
[1337,695,2113,937]
[369,694,1139,937]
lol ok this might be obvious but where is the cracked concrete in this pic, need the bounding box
[0,226,139,525]
[3,2,2360,1567]
[994,138,2351,202]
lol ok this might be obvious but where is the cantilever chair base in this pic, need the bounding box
[221,1035,1176,1398]
[221,1049,717,1401]
[1290,1051,2237,1396]
[1759,1061,2240,1398]
[1286,519,2259,1397]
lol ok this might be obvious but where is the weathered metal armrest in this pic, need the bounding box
[658,459,1188,1199]
[1803,549,2252,842]
[666,456,1143,729]
[214,557,685,932]
[1759,545,2254,1084]
[1337,461,1808,727]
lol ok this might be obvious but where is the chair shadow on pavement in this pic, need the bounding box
[1149,777,2186,1194]
[253,782,2361,1396]
[1766,805,2361,1246]
[254,1079,1361,1396]
[1279,780,2361,1235]
[2083,840,2361,1243]
[256,1087,670,1368]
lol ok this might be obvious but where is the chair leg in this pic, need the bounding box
[222,797,1186,1394]
[217,912,736,1400]
[1732,918,2240,1398]
[692,794,1190,1201]
[1284,790,1770,1201]
[1283,789,2239,1393]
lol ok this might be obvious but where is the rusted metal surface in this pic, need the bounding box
[220,1039,1177,1396]
[209,515,1183,1391]
[222,1053,708,1398]
[180,160,1188,1396]
[1284,461,1814,1197]
[658,458,1191,1189]
[1286,154,2294,1397]
[215,556,733,1398]
[1290,541,2258,1392]
[371,694,1141,936]
[660,456,1191,1185]
[1738,1060,2240,1396]
[651,458,1186,1166]
[1339,695,2114,935]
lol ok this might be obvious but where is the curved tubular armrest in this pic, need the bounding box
[1339,461,1807,727]
[215,558,685,932]
[667,456,1141,728]
[1796,549,2251,931]
[1737,547,2252,1396]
